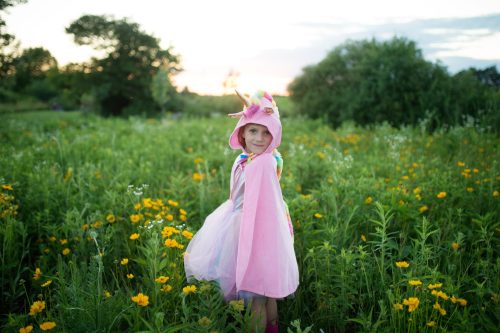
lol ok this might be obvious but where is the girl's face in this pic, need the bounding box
[241,123,272,154]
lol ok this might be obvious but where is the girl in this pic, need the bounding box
[184,90,299,333]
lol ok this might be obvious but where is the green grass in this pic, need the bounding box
[0,111,499,332]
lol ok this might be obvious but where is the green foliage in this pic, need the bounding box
[66,15,181,116]
[151,69,173,113]
[0,112,499,332]
[288,37,500,130]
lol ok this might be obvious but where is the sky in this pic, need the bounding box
[3,0,500,95]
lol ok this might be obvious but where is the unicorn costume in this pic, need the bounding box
[184,91,299,303]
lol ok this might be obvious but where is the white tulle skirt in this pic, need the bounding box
[184,199,268,303]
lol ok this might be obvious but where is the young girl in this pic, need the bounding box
[184,90,299,333]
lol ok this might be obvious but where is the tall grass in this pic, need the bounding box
[0,111,498,332]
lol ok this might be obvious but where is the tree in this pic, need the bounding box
[0,0,27,91]
[66,15,181,116]
[288,37,454,128]
[12,47,57,92]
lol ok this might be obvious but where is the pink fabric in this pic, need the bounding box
[236,153,299,297]
[185,91,298,301]
[228,96,298,298]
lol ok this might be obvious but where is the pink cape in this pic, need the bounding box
[234,152,299,298]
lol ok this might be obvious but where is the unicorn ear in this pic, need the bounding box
[235,89,251,108]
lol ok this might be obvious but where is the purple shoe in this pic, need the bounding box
[265,321,278,333]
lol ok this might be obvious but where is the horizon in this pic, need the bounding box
[4,0,500,95]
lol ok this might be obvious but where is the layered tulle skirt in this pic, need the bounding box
[184,199,269,303]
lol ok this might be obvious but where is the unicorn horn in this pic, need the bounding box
[235,89,251,108]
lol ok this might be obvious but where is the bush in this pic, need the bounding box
[288,37,500,131]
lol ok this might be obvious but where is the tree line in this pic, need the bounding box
[1,0,499,130]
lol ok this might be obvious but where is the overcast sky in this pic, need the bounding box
[4,0,500,95]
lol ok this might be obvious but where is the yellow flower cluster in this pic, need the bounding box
[29,301,45,316]
[39,322,56,331]
[395,261,410,268]
[403,297,420,312]
[182,285,197,295]
[0,185,19,219]
[131,293,149,307]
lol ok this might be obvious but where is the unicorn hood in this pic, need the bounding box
[228,90,281,154]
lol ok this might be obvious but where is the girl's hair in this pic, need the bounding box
[238,125,247,149]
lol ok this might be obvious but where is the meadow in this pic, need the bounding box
[0,110,499,332]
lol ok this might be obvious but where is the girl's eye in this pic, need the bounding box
[249,129,257,133]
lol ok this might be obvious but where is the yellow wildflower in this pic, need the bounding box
[166,214,174,221]
[364,196,373,204]
[130,214,141,223]
[229,299,245,312]
[395,261,410,268]
[33,268,42,280]
[134,202,142,210]
[161,284,173,293]
[403,297,420,312]
[419,205,428,213]
[433,302,447,316]
[106,214,115,223]
[413,187,421,194]
[179,208,187,215]
[41,280,52,287]
[104,290,112,298]
[2,184,13,190]
[451,242,460,250]
[393,303,403,311]
[91,220,102,228]
[19,325,33,333]
[59,239,68,245]
[192,173,205,182]
[427,283,442,290]
[314,213,323,219]
[457,161,465,167]
[194,157,204,165]
[431,290,449,301]
[180,215,187,222]
[29,300,45,316]
[39,322,56,331]
[451,296,467,306]
[127,273,134,279]
[493,190,499,197]
[360,234,367,242]
[437,192,447,199]
[182,285,197,295]
[143,198,153,208]
[129,233,140,240]
[198,316,212,326]
[182,230,193,239]
[466,187,474,192]
[155,276,170,284]
[164,238,181,248]
[427,321,437,328]
[120,258,129,265]
[62,248,71,256]
[409,279,423,286]
[131,293,149,307]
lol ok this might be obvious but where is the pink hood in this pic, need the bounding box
[228,103,282,154]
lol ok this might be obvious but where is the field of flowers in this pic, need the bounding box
[0,111,499,332]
